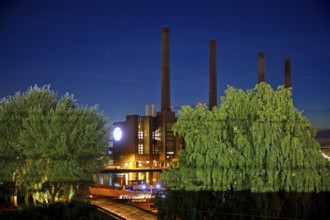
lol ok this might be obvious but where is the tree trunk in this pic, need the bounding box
[33,195,36,206]
[24,193,29,207]
[68,184,75,201]
[50,183,61,202]
[10,195,17,207]
[50,191,57,203]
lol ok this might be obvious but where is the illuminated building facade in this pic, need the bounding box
[112,108,183,169]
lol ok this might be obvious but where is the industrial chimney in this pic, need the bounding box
[161,27,171,112]
[258,52,265,83]
[209,39,217,110]
[145,105,150,116]
[284,58,291,88]
[152,104,156,117]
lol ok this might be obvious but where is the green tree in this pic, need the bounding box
[162,83,330,192]
[0,86,109,205]
[160,83,330,219]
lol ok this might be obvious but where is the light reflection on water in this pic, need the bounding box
[94,171,161,187]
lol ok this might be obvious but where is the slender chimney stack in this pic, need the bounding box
[284,58,291,88]
[258,52,265,83]
[209,39,217,110]
[161,27,171,112]
[152,104,156,117]
[145,105,150,116]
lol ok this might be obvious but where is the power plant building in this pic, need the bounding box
[112,107,183,169]
[95,26,222,187]
[111,27,184,170]
[95,26,291,187]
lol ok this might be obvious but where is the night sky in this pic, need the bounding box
[1,0,329,128]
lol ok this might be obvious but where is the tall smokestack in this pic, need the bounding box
[209,39,217,110]
[161,26,171,112]
[284,58,291,88]
[258,52,265,83]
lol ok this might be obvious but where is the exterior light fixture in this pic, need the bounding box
[113,127,122,141]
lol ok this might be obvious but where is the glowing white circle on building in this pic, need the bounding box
[113,127,122,141]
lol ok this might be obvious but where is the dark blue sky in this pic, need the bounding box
[1,0,330,128]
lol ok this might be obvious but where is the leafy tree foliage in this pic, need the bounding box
[159,83,330,219]
[162,83,330,192]
[0,86,109,204]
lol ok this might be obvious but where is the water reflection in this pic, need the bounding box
[93,171,161,187]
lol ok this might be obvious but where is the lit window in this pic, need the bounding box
[138,144,144,154]
[138,131,144,139]
[153,142,160,154]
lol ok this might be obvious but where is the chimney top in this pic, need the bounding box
[160,26,171,112]
[284,58,291,88]
[209,39,217,110]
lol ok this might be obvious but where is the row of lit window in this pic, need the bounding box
[137,143,161,155]
[138,144,143,154]
[138,131,143,139]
